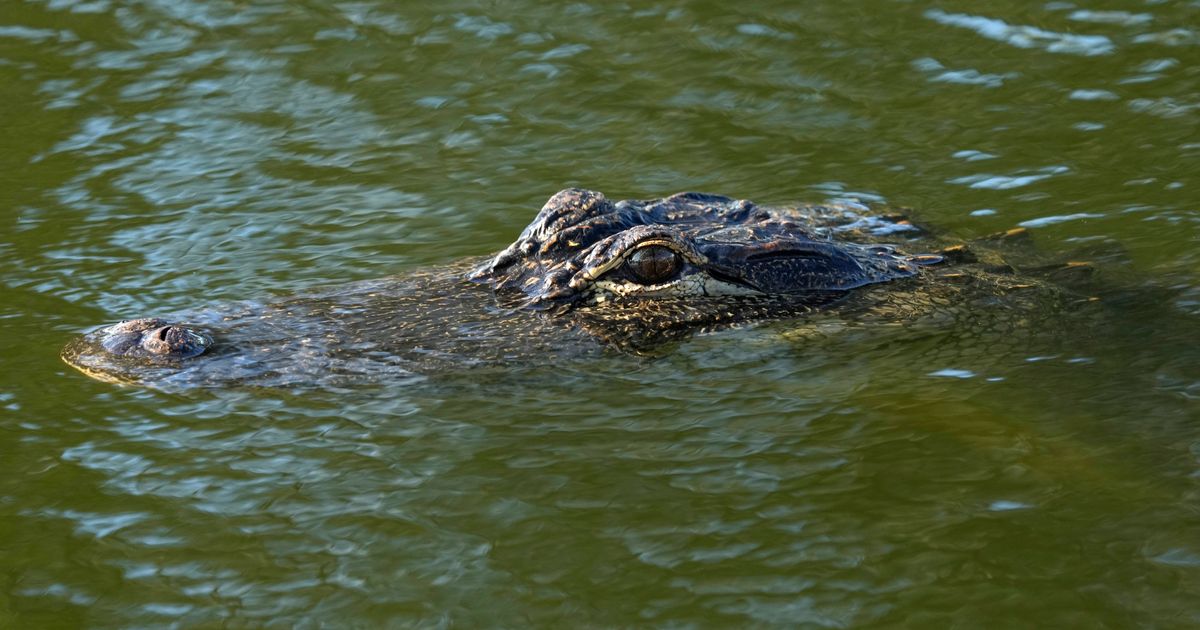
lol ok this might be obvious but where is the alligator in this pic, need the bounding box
[61,188,1091,389]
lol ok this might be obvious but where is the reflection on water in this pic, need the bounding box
[3,0,1199,626]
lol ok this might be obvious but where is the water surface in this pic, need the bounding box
[3,0,1199,626]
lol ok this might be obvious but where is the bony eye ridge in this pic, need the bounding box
[625,244,682,285]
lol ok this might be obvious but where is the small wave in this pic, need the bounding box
[926,9,1114,56]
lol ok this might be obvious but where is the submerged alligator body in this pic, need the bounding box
[62,188,1076,389]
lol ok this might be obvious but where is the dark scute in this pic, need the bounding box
[739,250,867,293]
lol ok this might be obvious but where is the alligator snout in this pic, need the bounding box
[99,317,212,360]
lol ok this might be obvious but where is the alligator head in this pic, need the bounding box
[468,189,932,342]
[70,188,936,367]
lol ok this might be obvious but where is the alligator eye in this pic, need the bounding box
[626,245,681,285]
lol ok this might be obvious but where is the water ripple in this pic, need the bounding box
[926,9,1114,56]
[3,0,1200,626]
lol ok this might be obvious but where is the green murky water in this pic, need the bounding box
[3,1,1199,626]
